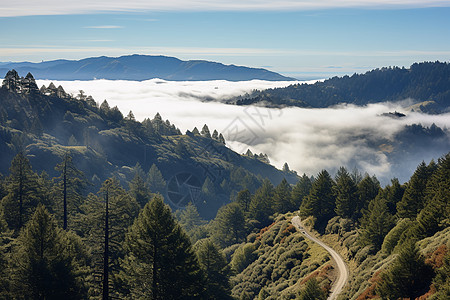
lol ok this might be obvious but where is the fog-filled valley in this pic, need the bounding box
[37,78,450,185]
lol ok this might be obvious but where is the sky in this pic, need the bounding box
[1,1,450,79]
[36,79,450,184]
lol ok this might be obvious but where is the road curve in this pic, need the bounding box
[291,216,348,300]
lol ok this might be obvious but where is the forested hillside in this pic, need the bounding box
[0,69,448,299]
[0,70,297,218]
[233,61,450,113]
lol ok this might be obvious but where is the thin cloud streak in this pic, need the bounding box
[2,1,450,17]
[84,25,123,29]
[36,79,450,183]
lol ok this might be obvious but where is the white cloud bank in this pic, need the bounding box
[37,79,450,183]
[3,0,450,17]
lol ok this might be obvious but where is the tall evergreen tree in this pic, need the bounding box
[120,195,204,299]
[248,179,274,226]
[397,160,436,219]
[211,202,246,248]
[177,202,207,243]
[78,178,140,298]
[299,170,335,228]
[128,172,152,208]
[360,196,394,250]
[273,178,293,214]
[235,189,252,213]
[417,153,450,236]
[291,174,312,209]
[9,205,89,299]
[377,240,432,299]
[333,167,357,219]
[147,164,166,194]
[54,153,86,230]
[1,152,42,231]
[298,278,327,300]
[383,178,405,215]
[355,175,380,220]
[194,239,232,300]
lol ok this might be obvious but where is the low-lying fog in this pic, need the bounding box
[37,79,450,184]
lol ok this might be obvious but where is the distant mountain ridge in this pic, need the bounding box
[0,54,295,81]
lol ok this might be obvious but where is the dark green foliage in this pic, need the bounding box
[128,172,152,207]
[355,175,380,220]
[9,205,89,299]
[146,164,166,194]
[77,178,140,298]
[298,278,327,300]
[291,174,312,209]
[432,250,450,299]
[211,202,246,248]
[231,242,258,273]
[299,170,335,229]
[397,161,436,219]
[1,152,44,231]
[333,167,357,219]
[377,240,433,299]
[235,189,252,213]
[177,202,208,243]
[237,61,450,112]
[416,154,450,236]
[273,178,293,214]
[249,179,274,226]
[360,197,395,250]
[53,153,87,230]
[381,218,414,254]
[120,195,204,299]
[194,239,232,300]
[382,178,405,215]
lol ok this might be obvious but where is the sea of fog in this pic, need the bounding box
[37,79,450,184]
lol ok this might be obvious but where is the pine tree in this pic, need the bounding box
[355,175,380,220]
[128,172,152,208]
[273,178,293,214]
[417,153,450,236]
[78,178,140,298]
[377,240,432,299]
[211,202,246,247]
[201,124,211,138]
[397,161,436,219]
[360,196,394,250]
[147,164,166,194]
[383,178,405,215]
[249,179,274,226]
[9,205,89,299]
[235,189,252,213]
[120,195,204,299]
[298,278,326,300]
[1,152,41,231]
[194,239,232,300]
[54,153,86,230]
[177,202,207,243]
[291,174,312,209]
[299,170,335,228]
[333,167,357,219]
[0,207,13,298]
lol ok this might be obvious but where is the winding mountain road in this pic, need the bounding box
[292,216,348,300]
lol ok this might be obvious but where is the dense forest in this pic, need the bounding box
[233,61,450,113]
[0,70,449,299]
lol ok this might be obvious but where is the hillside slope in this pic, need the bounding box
[232,61,450,113]
[0,70,297,219]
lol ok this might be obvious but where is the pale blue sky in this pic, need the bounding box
[1,1,449,79]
